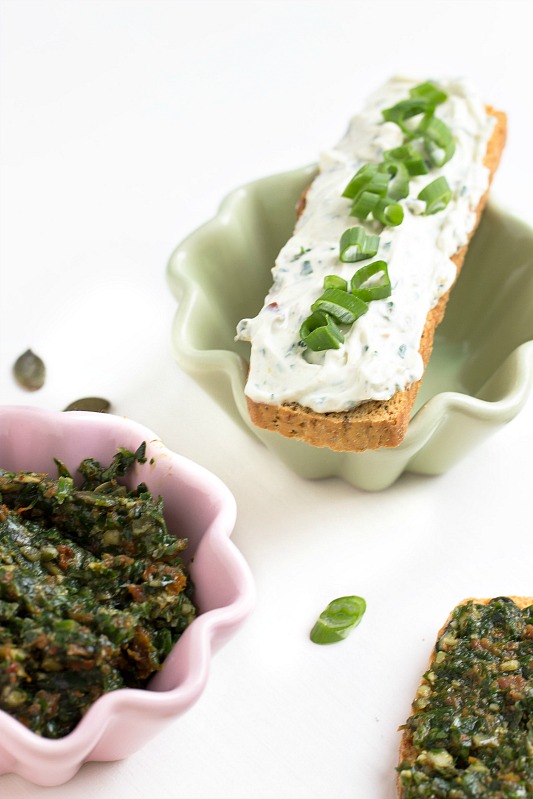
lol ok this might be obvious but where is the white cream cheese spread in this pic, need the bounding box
[236,77,495,413]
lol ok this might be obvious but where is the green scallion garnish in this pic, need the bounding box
[409,80,447,107]
[311,287,369,325]
[342,163,378,199]
[382,81,454,165]
[422,115,456,167]
[299,311,344,351]
[384,144,429,176]
[299,78,457,353]
[378,161,410,200]
[382,96,434,138]
[418,176,452,215]
[339,226,380,263]
[323,274,348,291]
[310,595,367,645]
[342,164,387,197]
[350,190,381,220]
[343,159,410,225]
[373,199,404,227]
[351,260,392,301]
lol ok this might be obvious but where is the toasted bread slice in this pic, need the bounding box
[398,596,533,798]
[245,107,507,453]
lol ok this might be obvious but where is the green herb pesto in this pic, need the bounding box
[398,598,533,798]
[0,444,196,738]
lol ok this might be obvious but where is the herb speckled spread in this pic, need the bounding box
[0,444,196,738]
[236,77,495,413]
[399,598,533,798]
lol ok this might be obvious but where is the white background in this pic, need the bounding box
[1,1,532,797]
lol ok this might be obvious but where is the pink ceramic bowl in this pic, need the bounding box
[0,406,255,786]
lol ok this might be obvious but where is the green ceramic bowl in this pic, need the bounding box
[167,166,533,490]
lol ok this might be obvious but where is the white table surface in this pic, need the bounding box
[1,1,532,797]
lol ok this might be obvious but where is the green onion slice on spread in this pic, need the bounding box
[351,260,392,301]
[373,199,404,227]
[300,311,344,351]
[377,161,410,200]
[310,595,367,645]
[422,116,455,167]
[418,176,452,215]
[311,287,369,325]
[323,274,348,291]
[384,144,429,176]
[339,226,380,262]
[350,190,381,220]
[382,97,434,138]
[342,163,378,199]
[364,169,390,197]
[343,160,410,223]
[409,80,448,107]
[342,164,389,199]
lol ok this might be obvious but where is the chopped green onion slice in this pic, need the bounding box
[365,170,390,197]
[311,287,369,325]
[382,97,434,137]
[342,163,377,199]
[410,81,447,106]
[310,595,367,645]
[418,176,452,215]
[404,155,428,176]
[343,165,390,204]
[351,260,392,301]
[422,116,455,167]
[339,226,380,262]
[373,199,404,227]
[383,144,429,176]
[378,161,410,200]
[323,274,348,291]
[350,190,381,220]
[384,144,414,161]
[300,311,344,351]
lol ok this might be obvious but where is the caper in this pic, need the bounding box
[101,530,121,547]
[1,687,27,708]
[40,545,59,562]
[13,349,46,391]
[64,397,111,413]
[20,546,41,563]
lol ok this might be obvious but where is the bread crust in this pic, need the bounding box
[397,595,533,798]
[246,107,507,452]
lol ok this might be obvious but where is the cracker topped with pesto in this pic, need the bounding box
[398,597,533,798]
[0,444,196,738]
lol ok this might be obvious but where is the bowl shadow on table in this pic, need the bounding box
[168,166,533,491]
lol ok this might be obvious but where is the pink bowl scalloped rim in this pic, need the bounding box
[0,406,255,786]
